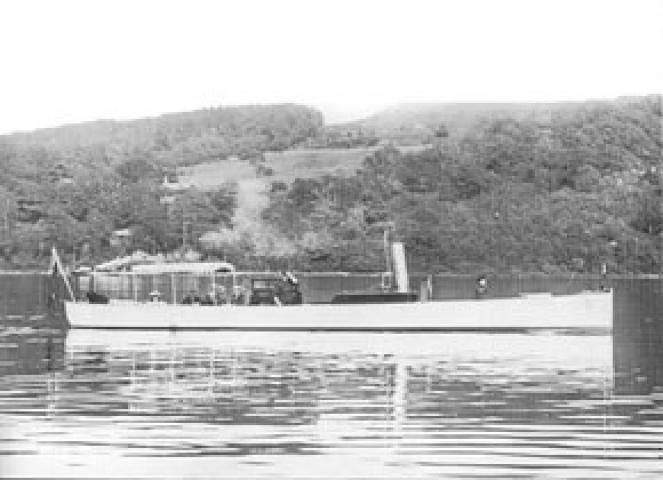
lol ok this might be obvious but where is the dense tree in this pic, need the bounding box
[260,96,662,273]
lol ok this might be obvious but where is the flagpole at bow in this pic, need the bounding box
[49,246,76,302]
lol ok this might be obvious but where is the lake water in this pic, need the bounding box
[0,278,662,478]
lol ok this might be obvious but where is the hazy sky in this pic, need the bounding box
[0,0,660,134]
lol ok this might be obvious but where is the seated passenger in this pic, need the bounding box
[86,290,109,304]
[231,285,246,305]
[181,290,201,305]
[200,285,227,305]
[475,275,489,298]
[275,274,303,305]
[200,291,215,305]
[214,285,227,305]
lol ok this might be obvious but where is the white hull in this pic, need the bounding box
[64,291,612,330]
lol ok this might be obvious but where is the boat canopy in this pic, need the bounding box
[94,251,166,272]
[131,262,235,274]
[93,250,234,274]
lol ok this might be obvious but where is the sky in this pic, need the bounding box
[0,0,661,134]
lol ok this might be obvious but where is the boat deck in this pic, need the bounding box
[65,291,613,331]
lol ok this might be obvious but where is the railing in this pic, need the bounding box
[72,271,610,305]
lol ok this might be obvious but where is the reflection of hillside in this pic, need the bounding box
[0,319,65,376]
[400,362,611,425]
[613,279,663,395]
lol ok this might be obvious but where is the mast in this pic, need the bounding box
[383,227,392,276]
[391,242,409,293]
[382,223,409,293]
[49,246,76,302]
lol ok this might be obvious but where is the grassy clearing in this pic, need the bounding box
[177,146,430,231]
[179,145,430,189]
[265,147,377,181]
[178,159,255,188]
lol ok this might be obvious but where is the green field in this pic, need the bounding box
[179,145,429,189]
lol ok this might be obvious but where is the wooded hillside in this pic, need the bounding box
[0,97,660,274]
[0,104,323,267]
[261,96,662,273]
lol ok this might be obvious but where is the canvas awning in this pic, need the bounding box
[131,262,235,274]
[95,251,165,272]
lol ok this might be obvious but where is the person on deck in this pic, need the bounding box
[476,275,489,299]
[200,286,227,305]
[181,290,201,305]
[86,290,109,304]
[276,271,303,305]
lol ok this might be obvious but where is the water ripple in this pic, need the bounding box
[0,328,662,478]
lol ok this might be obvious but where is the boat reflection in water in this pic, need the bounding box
[2,323,663,478]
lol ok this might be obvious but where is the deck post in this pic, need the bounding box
[419,279,428,302]
[211,272,216,305]
[132,272,138,302]
[171,273,176,304]
[231,272,236,306]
